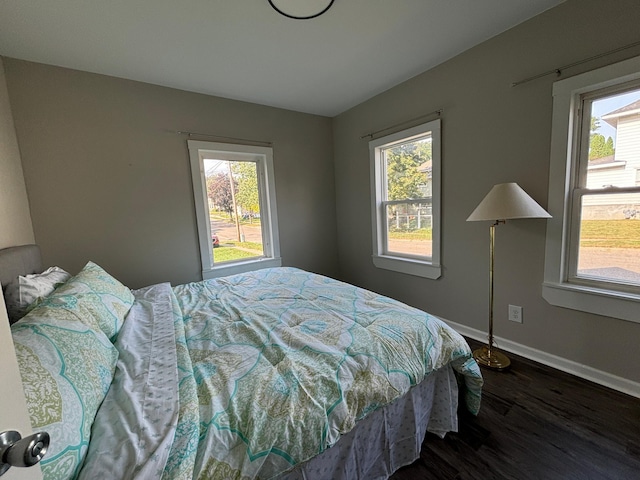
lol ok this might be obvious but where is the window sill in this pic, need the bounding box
[203,257,282,279]
[542,281,640,323]
[372,254,441,279]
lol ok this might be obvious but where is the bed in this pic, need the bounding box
[2,244,482,480]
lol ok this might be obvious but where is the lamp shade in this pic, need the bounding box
[467,182,551,222]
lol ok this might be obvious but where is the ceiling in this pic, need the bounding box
[0,0,564,117]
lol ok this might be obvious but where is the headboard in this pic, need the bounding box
[0,244,43,288]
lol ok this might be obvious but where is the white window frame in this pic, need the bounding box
[188,140,281,279]
[543,56,640,323]
[369,119,442,279]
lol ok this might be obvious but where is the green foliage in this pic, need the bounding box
[231,162,260,215]
[589,134,615,160]
[207,172,235,214]
[213,241,264,263]
[206,161,261,220]
[388,228,432,240]
[385,138,432,201]
[589,116,615,160]
[213,246,258,263]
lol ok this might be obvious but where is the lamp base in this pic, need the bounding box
[473,345,511,371]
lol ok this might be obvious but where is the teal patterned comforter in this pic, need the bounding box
[167,267,482,479]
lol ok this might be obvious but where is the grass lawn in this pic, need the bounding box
[210,211,262,227]
[385,221,640,249]
[210,221,638,263]
[580,220,640,248]
[388,228,432,240]
[212,241,264,263]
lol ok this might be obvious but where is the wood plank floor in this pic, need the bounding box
[391,339,640,480]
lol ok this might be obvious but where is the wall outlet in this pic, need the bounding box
[508,304,523,323]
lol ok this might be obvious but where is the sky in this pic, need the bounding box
[592,88,640,144]
[204,159,229,177]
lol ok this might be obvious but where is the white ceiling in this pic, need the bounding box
[0,0,564,117]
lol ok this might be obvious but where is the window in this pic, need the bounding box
[369,119,441,279]
[544,56,640,322]
[188,140,281,278]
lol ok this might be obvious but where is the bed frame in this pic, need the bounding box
[2,243,470,479]
[0,244,42,289]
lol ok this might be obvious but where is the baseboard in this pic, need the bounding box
[443,318,640,399]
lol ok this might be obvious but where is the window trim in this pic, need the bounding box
[543,56,640,323]
[369,119,442,279]
[188,140,281,279]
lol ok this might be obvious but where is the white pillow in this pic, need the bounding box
[4,266,71,324]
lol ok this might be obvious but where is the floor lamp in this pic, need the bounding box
[467,183,551,370]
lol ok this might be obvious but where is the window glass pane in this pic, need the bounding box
[543,57,640,320]
[385,202,432,258]
[576,192,640,285]
[587,88,640,189]
[369,118,441,278]
[381,134,433,259]
[204,159,264,264]
[383,135,432,201]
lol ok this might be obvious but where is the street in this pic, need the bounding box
[210,217,640,281]
[211,216,263,244]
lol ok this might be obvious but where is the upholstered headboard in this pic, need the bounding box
[0,244,43,288]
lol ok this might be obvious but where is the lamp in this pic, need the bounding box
[268,0,334,19]
[467,182,551,370]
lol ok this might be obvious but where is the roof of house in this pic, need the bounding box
[418,160,432,173]
[602,99,640,127]
[588,154,615,166]
[587,154,626,169]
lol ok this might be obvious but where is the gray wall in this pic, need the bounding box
[0,57,34,250]
[332,0,640,383]
[4,59,337,289]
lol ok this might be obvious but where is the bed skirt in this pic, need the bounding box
[280,365,458,480]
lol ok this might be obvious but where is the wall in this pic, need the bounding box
[0,57,41,480]
[0,57,34,249]
[3,59,338,289]
[3,0,639,387]
[332,0,640,384]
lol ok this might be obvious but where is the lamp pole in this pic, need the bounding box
[473,220,511,370]
[488,221,496,359]
[467,182,551,372]
[227,161,242,242]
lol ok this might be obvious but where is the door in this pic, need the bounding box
[0,293,42,480]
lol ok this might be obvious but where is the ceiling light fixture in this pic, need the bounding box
[268,0,334,20]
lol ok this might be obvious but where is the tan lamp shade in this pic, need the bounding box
[467,182,551,222]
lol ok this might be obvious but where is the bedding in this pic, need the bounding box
[49,261,135,340]
[9,261,135,479]
[7,257,482,480]
[10,296,119,479]
[4,266,71,323]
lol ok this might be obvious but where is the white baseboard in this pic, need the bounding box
[443,318,640,399]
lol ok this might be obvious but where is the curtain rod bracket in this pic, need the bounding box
[176,131,272,147]
[511,39,640,87]
[360,109,442,140]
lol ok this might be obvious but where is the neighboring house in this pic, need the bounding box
[585,99,640,219]
[417,159,433,198]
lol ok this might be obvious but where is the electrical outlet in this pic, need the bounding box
[508,304,523,323]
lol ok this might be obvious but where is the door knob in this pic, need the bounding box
[0,430,49,476]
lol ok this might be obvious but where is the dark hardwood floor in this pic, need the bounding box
[391,339,640,480]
